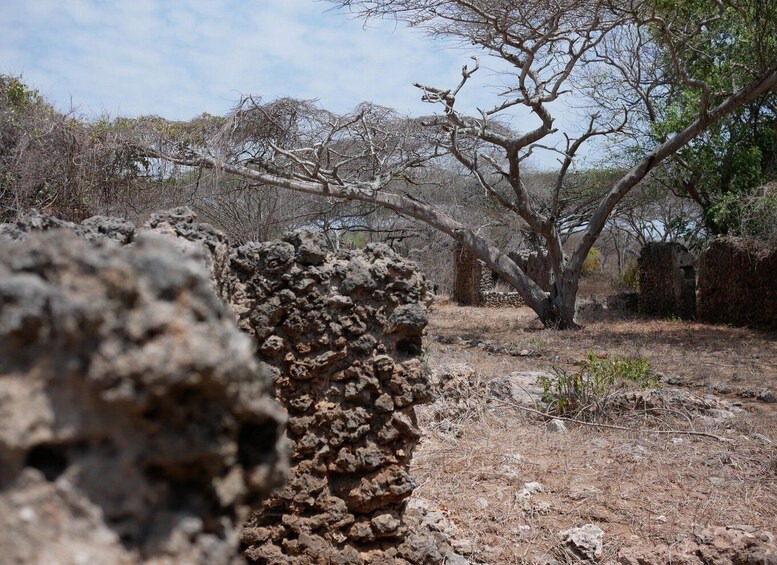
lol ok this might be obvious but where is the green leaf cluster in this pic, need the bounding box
[539,351,655,419]
[650,0,777,236]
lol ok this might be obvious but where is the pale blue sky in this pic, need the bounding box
[0,0,593,168]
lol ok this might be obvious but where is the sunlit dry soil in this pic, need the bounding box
[413,301,777,563]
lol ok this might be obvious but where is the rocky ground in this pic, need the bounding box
[1,209,775,564]
[410,301,777,564]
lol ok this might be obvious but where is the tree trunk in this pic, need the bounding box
[545,269,581,330]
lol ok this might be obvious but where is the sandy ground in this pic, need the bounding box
[412,301,777,563]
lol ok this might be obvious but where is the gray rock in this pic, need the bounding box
[758,389,776,403]
[387,303,428,335]
[80,215,135,244]
[444,551,472,565]
[518,482,544,498]
[284,230,328,266]
[340,256,377,294]
[709,382,733,394]
[560,524,604,560]
[145,206,198,227]
[398,531,444,563]
[488,371,548,406]
[546,419,568,433]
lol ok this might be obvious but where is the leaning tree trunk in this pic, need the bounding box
[545,269,581,330]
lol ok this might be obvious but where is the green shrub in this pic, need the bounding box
[621,263,639,290]
[538,351,655,419]
[581,247,603,275]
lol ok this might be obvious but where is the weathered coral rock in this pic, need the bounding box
[560,524,604,560]
[0,231,286,564]
[452,244,483,306]
[3,208,441,564]
[617,526,777,564]
[698,236,777,328]
[224,231,437,563]
[638,242,696,320]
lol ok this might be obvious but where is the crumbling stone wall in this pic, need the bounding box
[453,244,482,305]
[479,267,525,307]
[508,250,552,292]
[453,245,552,307]
[150,214,442,563]
[3,209,442,564]
[698,237,777,328]
[0,230,286,565]
[481,290,525,307]
[222,232,437,564]
[638,242,696,319]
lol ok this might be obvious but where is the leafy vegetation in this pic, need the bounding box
[539,352,656,419]
[650,0,777,238]
[620,263,640,291]
[581,247,603,276]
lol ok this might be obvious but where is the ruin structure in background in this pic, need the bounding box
[452,244,483,306]
[698,237,777,329]
[508,250,552,292]
[453,244,551,307]
[638,242,697,320]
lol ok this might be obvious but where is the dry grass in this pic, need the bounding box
[429,299,777,391]
[414,302,777,563]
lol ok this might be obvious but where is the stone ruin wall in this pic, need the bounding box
[508,250,552,292]
[453,244,551,307]
[452,244,482,306]
[220,234,439,563]
[637,242,697,320]
[0,209,445,564]
[477,265,524,307]
[698,236,777,329]
[480,290,525,307]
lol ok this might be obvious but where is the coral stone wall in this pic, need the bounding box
[223,232,437,564]
[150,214,442,563]
[638,242,696,319]
[508,250,552,292]
[2,209,441,564]
[453,244,483,305]
[453,245,552,308]
[698,237,777,328]
[479,266,526,307]
[481,291,525,307]
[0,229,286,565]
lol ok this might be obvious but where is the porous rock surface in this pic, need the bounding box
[3,208,442,564]
[698,236,777,328]
[0,230,286,564]
[638,242,696,320]
[225,232,438,564]
[617,525,777,564]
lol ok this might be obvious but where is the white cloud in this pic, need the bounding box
[0,0,591,167]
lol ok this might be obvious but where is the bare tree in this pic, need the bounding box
[143,0,777,328]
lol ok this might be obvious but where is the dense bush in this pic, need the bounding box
[0,75,150,222]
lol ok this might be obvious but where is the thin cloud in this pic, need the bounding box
[0,0,582,167]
